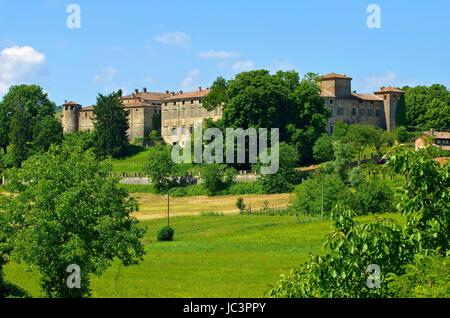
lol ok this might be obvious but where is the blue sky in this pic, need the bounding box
[0,0,449,106]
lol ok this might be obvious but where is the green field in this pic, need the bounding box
[4,213,400,298]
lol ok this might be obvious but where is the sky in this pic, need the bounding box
[0,0,449,106]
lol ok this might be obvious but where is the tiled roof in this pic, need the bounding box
[163,89,210,101]
[64,101,81,106]
[79,105,94,111]
[374,86,404,93]
[352,93,383,101]
[423,131,450,139]
[321,73,352,80]
[122,92,171,101]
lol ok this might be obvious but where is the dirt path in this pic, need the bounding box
[132,193,291,220]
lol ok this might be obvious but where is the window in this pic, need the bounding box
[337,107,344,116]
[368,109,374,117]
[329,125,334,134]
[329,99,333,105]
[189,126,194,134]
[359,109,365,116]
[352,108,357,116]
[375,109,380,117]
[171,128,177,136]
[182,101,185,105]
[191,100,194,104]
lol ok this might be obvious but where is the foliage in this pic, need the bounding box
[402,84,450,131]
[93,90,129,158]
[387,252,450,298]
[2,145,146,298]
[345,124,374,163]
[270,209,416,298]
[157,226,175,242]
[202,164,235,196]
[143,144,178,193]
[290,174,350,216]
[395,94,407,127]
[389,147,450,252]
[0,85,56,167]
[332,141,354,181]
[32,115,63,153]
[208,70,329,164]
[393,126,411,143]
[259,142,301,194]
[313,133,335,162]
[350,179,395,215]
[236,196,246,214]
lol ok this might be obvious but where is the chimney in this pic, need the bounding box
[135,89,139,94]
[179,90,183,94]
[64,100,68,104]
[165,90,170,94]
[198,86,202,91]
[143,87,147,93]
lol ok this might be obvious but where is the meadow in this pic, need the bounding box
[4,213,401,298]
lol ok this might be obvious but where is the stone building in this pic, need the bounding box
[319,73,404,133]
[62,72,403,144]
[160,87,222,146]
[62,88,170,141]
[415,131,450,152]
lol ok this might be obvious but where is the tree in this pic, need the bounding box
[332,141,355,181]
[143,144,178,193]
[208,70,329,164]
[202,164,235,196]
[389,147,450,252]
[369,128,392,157]
[345,124,373,164]
[0,85,56,165]
[93,90,129,158]
[313,134,335,162]
[259,142,301,194]
[2,145,145,298]
[32,115,63,153]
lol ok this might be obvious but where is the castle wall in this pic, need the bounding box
[78,110,95,131]
[62,106,79,133]
[324,98,386,133]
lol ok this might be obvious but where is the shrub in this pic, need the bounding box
[202,164,235,196]
[289,173,350,216]
[200,211,224,217]
[350,179,395,215]
[157,226,175,242]
[236,197,246,214]
[387,253,450,298]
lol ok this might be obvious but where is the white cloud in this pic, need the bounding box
[93,66,117,84]
[363,70,397,92]
[181,68,200,91]
[270,59,295,72]
[233,60,255,72]
[0,45,46,95]
[198,50,240,59]
[155,32,191,48]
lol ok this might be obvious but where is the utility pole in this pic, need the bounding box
[321,173,324,219]
[167,190,170,227]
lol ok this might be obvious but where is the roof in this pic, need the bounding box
[79,105,94,111]
[423,131,450,139]
[435,157,450,166]
[321,73,352,80]
[122,91,171,101]
[163,89,210,101]
[374,86,404,94]
[64,101,81,106]
[351,93,383,101]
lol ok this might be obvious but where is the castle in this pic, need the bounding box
[62,72,403,144]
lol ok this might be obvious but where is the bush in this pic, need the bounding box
[387,253,450,298]
[202,164,235,196]
[289,174,350,216]
[157,226,175,242]
[350,179,395,215]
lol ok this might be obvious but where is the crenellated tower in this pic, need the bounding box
[62,100,81,134]
[373,87,404,132]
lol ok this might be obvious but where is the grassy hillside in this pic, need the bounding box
[4,213,401,298]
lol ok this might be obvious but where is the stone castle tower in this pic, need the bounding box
[373,86,404,132]
[62,101,82,134]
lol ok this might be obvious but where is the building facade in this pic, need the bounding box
[62,88,170,141]
[319,73,404,133]
[62,73,403,143]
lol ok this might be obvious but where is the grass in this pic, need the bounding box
[131,192,291,220]
[4,213,402,298]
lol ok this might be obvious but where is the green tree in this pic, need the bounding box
[332,141,355,181]
[32,115,63,153]
[259,142,301,194]
[369,128,392,157]
[143,144,178,193]
[313,134,335,162]
[203,76,227,111]
[345,124,373,164]
[93,90,129,158]
[202,164,235,196]
[208,70,329,164]
[0,85,56,165]
[2,145,145,298]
